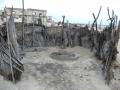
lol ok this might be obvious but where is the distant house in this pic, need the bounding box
[26,8,47,25]
[3,7,47,26]
[0,7,56,27]
[5,7,23,23]
[46,16,54,27]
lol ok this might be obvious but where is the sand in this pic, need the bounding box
[0,44,120,90]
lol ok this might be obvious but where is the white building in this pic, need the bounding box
[0,7,56,27]
[5,7,23,22]
[4,7,47,25]
[25,8,47,25]
[46,16,53,27]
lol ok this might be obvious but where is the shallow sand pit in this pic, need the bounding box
[50,50,79,61]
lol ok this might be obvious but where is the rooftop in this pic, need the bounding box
[27,8,47,12]
[5,7,47,12]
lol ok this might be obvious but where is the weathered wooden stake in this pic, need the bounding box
[22,0,25,51]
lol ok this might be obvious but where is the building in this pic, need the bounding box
[4,7,23,23]
[25,8,47,25]
[3,7,47,25]
[46,16,53,27]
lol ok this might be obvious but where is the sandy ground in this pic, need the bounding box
[0,44,120,90]
[110,40,120,90]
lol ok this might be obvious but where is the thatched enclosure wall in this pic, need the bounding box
[16,11,120,84]
[0,6,119,85]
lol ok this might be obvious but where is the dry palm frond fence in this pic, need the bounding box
[17,7,119,84]
[0,15,24,83]
[0,6,119,85]
[89,7,119,84]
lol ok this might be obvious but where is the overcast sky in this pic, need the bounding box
[0,0,120,24]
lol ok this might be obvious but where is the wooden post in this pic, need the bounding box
[22,0,24,50]
[32,12,35,47]
[61,16,65,48]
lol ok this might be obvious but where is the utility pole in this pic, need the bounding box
[22,0,24,51]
